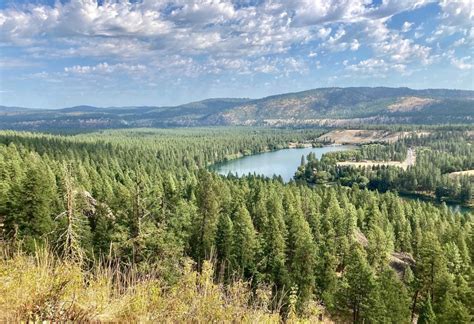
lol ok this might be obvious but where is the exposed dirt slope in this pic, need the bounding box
[388,96,438,112]
[318,129,429,144]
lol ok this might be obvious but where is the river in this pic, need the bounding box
[211,145,354,182]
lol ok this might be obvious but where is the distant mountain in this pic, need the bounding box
[0,88,472,131]
[0,106,32,113]
[203,87,473,126]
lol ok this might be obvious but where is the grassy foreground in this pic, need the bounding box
[0,245,327,323]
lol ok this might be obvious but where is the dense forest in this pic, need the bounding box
[0,128,473,322]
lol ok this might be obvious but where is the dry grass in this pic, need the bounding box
[318,129,430,145]
[337,148,416,171]
[387,97,437,112]
[448,170,474,179]
[0,245,328,323]
[337,160,410,170]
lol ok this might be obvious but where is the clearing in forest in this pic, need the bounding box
[337,148,416,170]
[448,170,474,178]
[319,129,429,144]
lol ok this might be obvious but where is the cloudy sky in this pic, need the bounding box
[0,0,472,108]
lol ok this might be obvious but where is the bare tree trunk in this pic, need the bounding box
[56,163,84,262]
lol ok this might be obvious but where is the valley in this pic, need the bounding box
[1,0,473,322]
[0,125,472,323]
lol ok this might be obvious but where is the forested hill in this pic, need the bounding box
[1,87,473,131]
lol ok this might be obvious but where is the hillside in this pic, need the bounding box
[206,87,473,126]
[0,87,472,131]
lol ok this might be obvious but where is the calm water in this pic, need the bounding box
[212,145,354,182]
[400,193,472,214]
[211,145,472,213]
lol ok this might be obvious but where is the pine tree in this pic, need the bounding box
[90,203,114,255]
[376,268,411,323]
[316,200,338,306]
[192,170,220,266]
[416,232,446,300]
[418,294,436,324]
[12,155,56,250]
[325,193,352,268]
[366,225,392,273]
[232,204,257,277]
[437,298,471,323]
[215,213,234,280]
[336,244,376,323]
[286,200,316,306]
[411,232,446,322]
[264,192,289,290]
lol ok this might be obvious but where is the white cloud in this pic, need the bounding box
[0,0,468,81]
[401,21,413,32]
[0,0,437,53]
[414,31,424,39]
[376,36,432,64]
[439,0,473,27]
[316,27,332,39]
[451,56,473,70]
[64,62,146,74]
[426,1,473,44]
[205,56,307,76]
[169,0,236,25]
[346,58,406,75]
[453,37,466,47]
[350,39,360,51]
[0,0,172,43]
[287,0,427,27]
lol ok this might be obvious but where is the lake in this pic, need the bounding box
[399,192,472,214]
[211,145,472,213]
[211,145,354,182]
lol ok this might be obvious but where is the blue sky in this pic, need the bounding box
[0,0,472,108]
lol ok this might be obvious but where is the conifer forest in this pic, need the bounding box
[0,127,472,322]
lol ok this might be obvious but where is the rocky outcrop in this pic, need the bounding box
[390,252,416,278]
[354,228,415,277]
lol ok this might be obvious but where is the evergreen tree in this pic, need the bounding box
[316,201,338,306]
[286,200,316,306]
[366,225,392,272]
[336,244,376,323]
[264,193,289,289]
[232,204,257,277]
[376,268,411,323]
[418,294,436,324]
[215,213,234,279]
[10,155,56,250]
[192,170,220,266]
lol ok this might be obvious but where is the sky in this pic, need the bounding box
[0,0,473,108]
